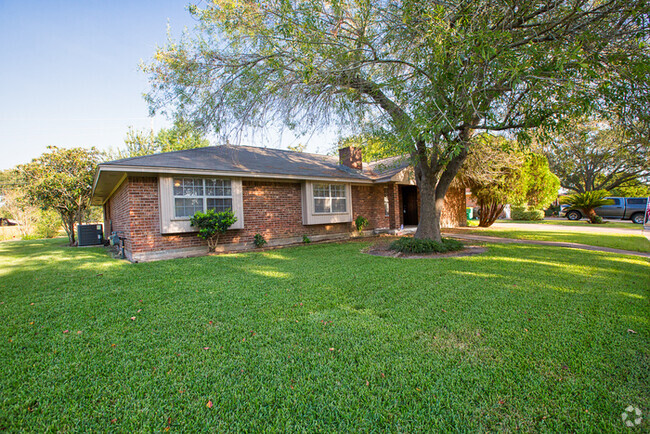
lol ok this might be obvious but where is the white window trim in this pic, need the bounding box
[171,178,233,220]
[302,181,353,225]
[312,183,348,215]
[159,176,244,234]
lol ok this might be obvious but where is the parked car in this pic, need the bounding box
[559,197,648,224]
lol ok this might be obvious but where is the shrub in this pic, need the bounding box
[389,237,464,254]
[511,206,544,221]
[510,206,527,220]
[35,209,61,239]
[302,235,311,244]
[354,215,369,232]
[253,233,267,248]
[190,209,237,252]
[545,204,560,217]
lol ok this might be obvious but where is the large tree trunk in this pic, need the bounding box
[60,211,76,246]
[478,200,504,227]
[415,183,444,242]
[413,138,470,242]
[585,208,601,223]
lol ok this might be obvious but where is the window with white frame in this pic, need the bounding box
[313,183,347,214]
[384,191,390,216]
[173,177,232,218]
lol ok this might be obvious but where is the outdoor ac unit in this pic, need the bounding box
[78,224,104,247]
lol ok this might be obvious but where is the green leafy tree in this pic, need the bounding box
[463,135,526,227]
[119,127,158,158]
[609,180,650,197]
[517,154,561,210]
[0,169,18,219]
[111,120,210,160]
[543,118,650,193]
[560,190,614,224]
[0,187,39,238]
[287,143,307,153]
[190,209,237,251]
[35,209,62,239]
[0,169,15,195]
[144,0,649,242]
[464,135,558,226]
[17,146,99,245]
[337,134,398,163]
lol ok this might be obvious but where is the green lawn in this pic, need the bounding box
[463,228,650,253]
[492,219,643,230]
[1,239,648,431]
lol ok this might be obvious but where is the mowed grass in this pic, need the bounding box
[0,239,648,432]
[464,228,650,253]
[503,219,643,229]
[468,219,643,230]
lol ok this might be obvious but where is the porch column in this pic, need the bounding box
[387,183,402,229]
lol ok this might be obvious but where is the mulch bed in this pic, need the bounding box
[361,237,487,259]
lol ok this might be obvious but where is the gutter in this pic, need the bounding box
[95,164,378,185]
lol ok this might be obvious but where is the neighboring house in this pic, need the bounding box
[91,145,466,262]
[0,217,17,226]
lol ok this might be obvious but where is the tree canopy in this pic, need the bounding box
[542,118,650,193]
[16,146,99,245]
[110,120,210,160]
[609,179,650,197]
[463,134,525,227]
[144,0,650,240]
[463,134,559,227]
[518,153,561,210]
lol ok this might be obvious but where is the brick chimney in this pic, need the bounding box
[339,146,363,170]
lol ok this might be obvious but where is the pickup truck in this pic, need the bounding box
[560,197,648,224]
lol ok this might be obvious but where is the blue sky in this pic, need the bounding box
[0,0,333,170]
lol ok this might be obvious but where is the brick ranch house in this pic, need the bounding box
[91,145,466,262]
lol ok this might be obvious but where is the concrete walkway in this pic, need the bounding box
[443,232,650,258]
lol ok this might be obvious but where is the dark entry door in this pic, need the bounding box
[402,186,419,226]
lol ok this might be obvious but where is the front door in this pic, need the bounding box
[402,186,419,226]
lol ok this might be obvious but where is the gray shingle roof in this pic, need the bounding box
[101,145,411,182]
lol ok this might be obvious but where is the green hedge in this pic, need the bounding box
[389,237,464,254]
[511,206,545,221]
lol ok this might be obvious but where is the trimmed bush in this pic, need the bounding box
[354,215,369,232]
[511,206,544,221]
[545,204,560,217]
[389,237,464,254]
[253,233,267,248]
[190,209,237,251]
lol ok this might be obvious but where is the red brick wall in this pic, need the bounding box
[440,185,467,228]
[386,183,402,229]
[105,179,134,257]
[383,182,466,230]
[108,178,377,258]
[105,176,466,260]
[351,185,389,229]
